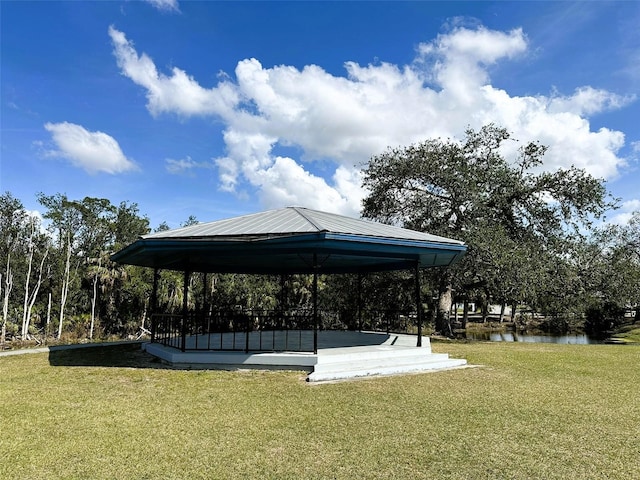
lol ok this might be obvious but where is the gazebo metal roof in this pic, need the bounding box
[111,207,466,274]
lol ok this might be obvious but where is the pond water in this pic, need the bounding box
[462,331,604,344]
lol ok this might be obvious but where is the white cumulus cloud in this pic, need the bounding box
[416,26,528,103]
[253,157,352,212]
[109,24,634,216]
[548,86,636,116]
[165,156,211,175]
[109,26,237,118]
[144,0,180,13]
[44,121,137,174]
[608,199,640,226]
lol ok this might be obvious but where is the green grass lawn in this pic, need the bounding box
[1,341,638,479]
[612,325,640,344]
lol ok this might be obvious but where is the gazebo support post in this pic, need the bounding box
[181,270,190,352]
[313,254,318,354]
[414,261,423,347]
[202,272,208,316]
[357,273,363,332]
[203,272,210,350]
[279,274,288,349]
[151,268,159,343]
[245,318,250,353]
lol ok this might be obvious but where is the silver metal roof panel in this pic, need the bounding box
[143,207,463,245]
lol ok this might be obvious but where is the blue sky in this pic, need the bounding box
[2,1,639,229]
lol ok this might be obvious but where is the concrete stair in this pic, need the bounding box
[307,345,467,382]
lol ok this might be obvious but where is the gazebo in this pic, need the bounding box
[111,207,468,381]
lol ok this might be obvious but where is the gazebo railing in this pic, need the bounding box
[152,310,316,352]
[151,309,421,353]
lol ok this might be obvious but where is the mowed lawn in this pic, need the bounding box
[1,341,638,479]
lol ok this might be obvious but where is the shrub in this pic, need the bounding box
[584,302,625,334]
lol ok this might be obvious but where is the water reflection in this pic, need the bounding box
[463,331,603,344]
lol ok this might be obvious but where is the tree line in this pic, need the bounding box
[1,125,639,347]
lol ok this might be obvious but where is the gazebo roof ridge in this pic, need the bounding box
[289,206,326,232]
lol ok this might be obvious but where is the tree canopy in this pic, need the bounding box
[362,125,619,333]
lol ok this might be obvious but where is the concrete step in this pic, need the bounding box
[315,348,450,370]
[309,347,467,382]
[308,356,467,382]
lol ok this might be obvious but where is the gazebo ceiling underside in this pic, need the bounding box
[111,207,466,274]
[112,232,466,274]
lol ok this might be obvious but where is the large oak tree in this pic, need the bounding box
[361,125,615,334]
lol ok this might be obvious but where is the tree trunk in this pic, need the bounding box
[0,273,4,350]
[462,299,469,329]
[499,303,506,323]
[89,256,101,340]
[141,297,148,331]
[22,231,34,338]
[90,275,98,339]
[2,258,13,350]
[22,222,48,339]
[481,298,488,323]
[436,283,454,337]
[25,250,48,338]
[46,292,52,343]
[58,233,72,339]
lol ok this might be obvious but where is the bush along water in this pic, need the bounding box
[584,302,626,336]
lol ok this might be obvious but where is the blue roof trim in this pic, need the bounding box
[321,232,467,251]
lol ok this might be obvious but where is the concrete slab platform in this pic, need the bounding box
[144,331,467,382]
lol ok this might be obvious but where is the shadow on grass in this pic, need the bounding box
[48,342,169,369]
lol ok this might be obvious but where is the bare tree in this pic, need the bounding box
[22,246,49,339]
[1,272,8,350]
[1,193,26,348]
[21,217,49,338]
[57,232,72,339]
